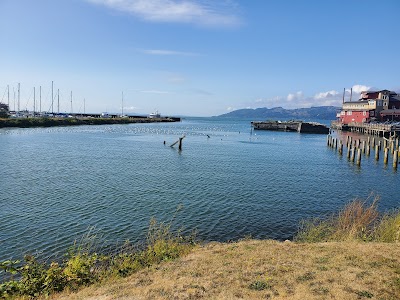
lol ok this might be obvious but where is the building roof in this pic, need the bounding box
[380,109,400,115]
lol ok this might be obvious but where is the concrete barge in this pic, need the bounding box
[252,120,329,134]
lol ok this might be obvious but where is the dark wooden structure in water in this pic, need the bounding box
[331,121,400,138]
[252,120,329,134]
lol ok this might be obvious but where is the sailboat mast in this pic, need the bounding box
[57,89,60,114]
[70,91,73,114]
[51,81,54,114]
[33,87,36,115]
[122,91,124,116]
[7,85,9,107]
[18,83,20,112]
[39,86,42,114]
[84,98,85,114]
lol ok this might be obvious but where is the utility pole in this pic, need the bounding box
[350,87,353,102]
[342,88,345,104]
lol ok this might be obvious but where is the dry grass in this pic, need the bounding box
[296,195,400,243]
[45,240,400,300]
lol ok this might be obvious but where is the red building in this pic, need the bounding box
[337,90,400,124]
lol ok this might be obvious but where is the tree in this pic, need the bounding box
[0,103,10,118]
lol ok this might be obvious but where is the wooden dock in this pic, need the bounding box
[331,121,400,138]
[252,120,329,134]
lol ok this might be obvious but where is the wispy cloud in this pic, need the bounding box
[87,0,241,27]
[140,49,200,56]
[139,90,169,94]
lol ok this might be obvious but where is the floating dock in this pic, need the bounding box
[331,121,400,138]
[252,120,329,134]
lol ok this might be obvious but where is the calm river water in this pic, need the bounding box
[0,117,399,261]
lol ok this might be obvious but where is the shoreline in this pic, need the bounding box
[0,116,181,129]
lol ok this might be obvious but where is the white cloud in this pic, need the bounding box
[350,84,371,94]
[141,49,199,56]
[287,91,304,102]
[314,90,339,100]
[88,0,241,27]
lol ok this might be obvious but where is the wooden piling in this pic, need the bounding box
[372,137,375,147]
[356,148,362,166]
[347,146,351,159]
[367,136,370,146]
[394,150,398,169]
[375,145,379,161]
[178,137,183,151]
[350,147,356,162]
[366,144,370,156]
[362,140,366,153]
[384,148,389,164]
[338,141,343,155]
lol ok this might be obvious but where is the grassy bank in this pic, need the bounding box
[0,117,178,128]
[2,197,400,299]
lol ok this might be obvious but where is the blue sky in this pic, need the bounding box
[1,0,399,116]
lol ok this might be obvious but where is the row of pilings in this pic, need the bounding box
[327,134,399,169]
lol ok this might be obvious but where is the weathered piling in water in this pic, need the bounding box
[350,147,356,162]
[362,140,366,153]
[372,137,375,148]
[347,146,351,159]
[338,141,343,155]
[394,150,399,169]
[375,145,380,161]
[366,144,370,156]
[178,137,184,151]
[356,148,362,166]
[384,148,389,164]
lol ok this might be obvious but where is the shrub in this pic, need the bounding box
[0,216,195,299]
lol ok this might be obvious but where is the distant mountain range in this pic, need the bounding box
[216,106,339,120]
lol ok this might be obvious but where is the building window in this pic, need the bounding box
[347,111,352,116]
[363,111,366,116]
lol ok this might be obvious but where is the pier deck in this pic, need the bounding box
[331,121,400,138]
